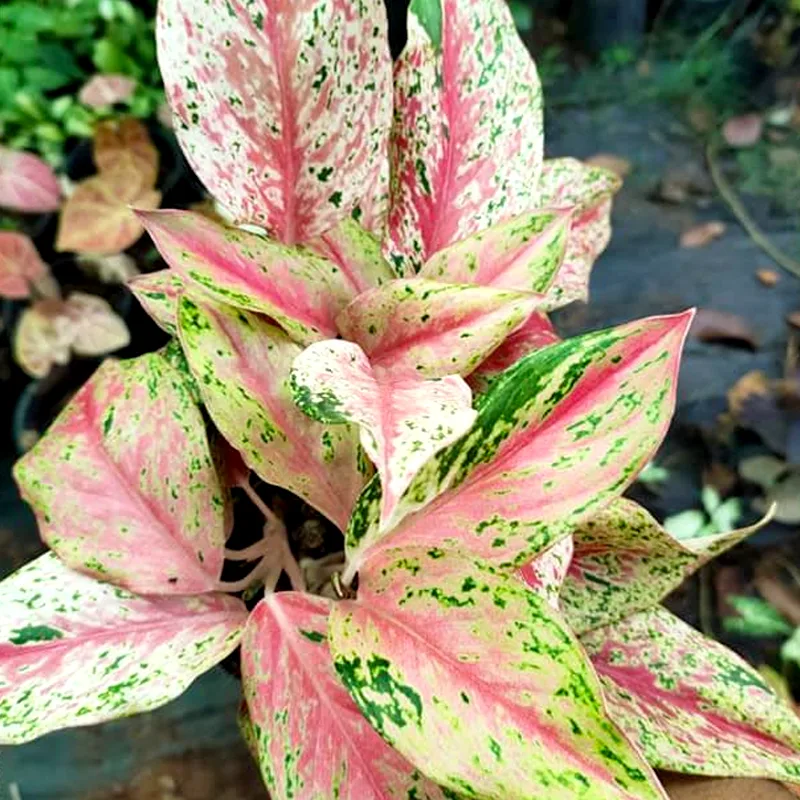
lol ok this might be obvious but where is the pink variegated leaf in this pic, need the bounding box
[534,158,621,310]
[563,497,771,635]
[0,147,61,213]
[0,552,246,744]
[128,269,187,335]
[0,232,51,300]
[344,312,693,581]
[388,0,543,270]
[241,592,448,799]
[139,210,355,345]
[336,278,539,379]
[583,607,800,782]
[467,312,559,393]
[177,296,365,530]
[157,0,392,243]
[13,300,73,379]
[518,533,574,610]
[418,209,570,293]
[308,217,398,295]
[63,292,130,357]
[78,74,137,108]
[330,546,666,799]
[13,352,228,594]
[292,340,476,530]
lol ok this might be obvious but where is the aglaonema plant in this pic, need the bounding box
[2,1,800,798]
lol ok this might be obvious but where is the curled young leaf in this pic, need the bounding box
[533,158,621,310]
[336,278,539,379]
[418,209,570,293]
[0,231,51,300]
[93,117,159,187]
[563,497,772,635]
[241,592,448,799]
[0,553,246,745]
[177,296,365,531]
[128,269,187,335]
[0,147,61,213]
[388,0,543,269]
[157,0,392,242]
[14,352,228,594]
[583,607,800,783]
[56,163,161,255]
[292,340,476,530]
[518,533,574,610]
[330,547,666,799]
[139,210,353,345]
[345,312,693,579]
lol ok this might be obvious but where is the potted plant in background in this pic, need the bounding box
[0,1,799,799]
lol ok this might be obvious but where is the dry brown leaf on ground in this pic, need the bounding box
[757,268,780,287]
[584,153,632,178]
[722,113,764,148]
[690,308,758,349]
[680,221,727,248]
[93,117,159,186]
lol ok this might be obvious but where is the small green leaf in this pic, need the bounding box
[724,597,793,638]
[409,0,442,49]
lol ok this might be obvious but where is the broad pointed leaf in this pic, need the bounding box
[418,209,570,293]
[241,592,448,799]
[64,292,131,357]
[467,312,559,393]
[518,533,574,610]
[336,279,539,379]
[308,217,397,295]
[177,296,364,530]
[388,0,543,269]
[534,158,620,310]
[345,312,693,580]
[157,0,392,242]
[330,547,666,799]
[0,553,246,744]
[56,164,161,255]
[292,340,476,530]
[93,117,159,187]
[563,497,770,635]
[0,231,51,300]
[13,300,73,379]
[0,147,61,213]
[582,607,800,783]
[139,209,354,345]
[128,269,187,335]
[14,352,227,594]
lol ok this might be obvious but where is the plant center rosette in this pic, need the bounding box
[2,1,800,798]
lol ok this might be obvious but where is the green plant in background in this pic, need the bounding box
[664,485,745,540]
[0,0,164,166]
[726,596,800,672]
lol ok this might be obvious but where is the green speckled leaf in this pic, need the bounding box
[0,553,247,744]
[330,546,666,799]
[345,312,693,580]
[419,209,570,293]
[241,592,448,799]
[584,607,800,782]
[336,278,539,380]
[13,352,227,595]
[128,269,187,335]
[177,295,365,530]
[562,497,770,635]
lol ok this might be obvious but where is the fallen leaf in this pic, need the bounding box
[584,153,632,178]
[78,74,137,108]
[0,147,61,213]
[63,292,130,356]
[729,371,772,416]
[0,232,51,300]
[757,268,780,287]
[653,162,713,206]
[13,300,73,378]
[680,221,726,248]
[56,162,161,255]
[722,113,764,148]
[690,308,758,349]
[93,118,159,187]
